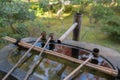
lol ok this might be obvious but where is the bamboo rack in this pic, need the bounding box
[64,54,93,80]
[24,37,51,80]
[2,36,118,77]
[2,36,42,80]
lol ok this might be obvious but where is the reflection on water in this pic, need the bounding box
[32,58,107,80]
[75,72,106,80]
[0,71,17,80]
[33,59,62,80]
[10,42,110,80]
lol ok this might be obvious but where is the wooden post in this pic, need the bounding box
[71,13,82,59]
[49,33,55,50]
[73,13,82,41]
[71,48,79,59]
[57,23,78,43]
[41,31,47,47]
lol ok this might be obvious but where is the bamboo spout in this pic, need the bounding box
[57,23,78,43]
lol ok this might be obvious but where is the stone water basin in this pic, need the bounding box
[9,41,115,80]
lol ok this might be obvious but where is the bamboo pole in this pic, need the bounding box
[63,54,93,80]
[57,23,78,43]
[2,36,118,77]
[2,36,42,80]
[23,37,51,80]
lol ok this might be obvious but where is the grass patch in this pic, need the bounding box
[80,23,120,52]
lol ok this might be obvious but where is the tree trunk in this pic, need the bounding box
[94,19,98,24]
[110,0,116,6]
[86,14,93,24]
[10,23,16,33]
[89,16,93,23]
[94,0,98,4]
[57,0,65,18]
[28,0,30,2]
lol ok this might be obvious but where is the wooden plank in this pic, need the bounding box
[2,36,118,77]
[57,23,78,43]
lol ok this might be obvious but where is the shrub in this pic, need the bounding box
[91,5,114,23]
[30,3,44,15]
[64,5,73,13]
[16,23,29,37]
[102,15,120,40]
[0,1,35,33]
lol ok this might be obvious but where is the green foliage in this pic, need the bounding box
[64,5,73,13]
[0,0,32,45]
[0,0,35,32]
[0,0,12,2]
[38,0,60,13]
[72,0,92,4]
[91,5,114,23]
[0,18,6,27]
[0,24,29,39]
[30,3,44,15]
[97,0,111,5]
[72,0,93,14]
[102,15,120,40]
[16,23,29,37]
[117,0,120,6]
[71,0,80,4]
[39,0,49,12]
